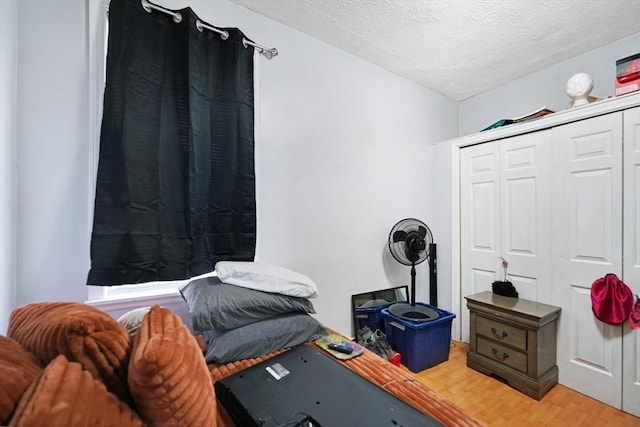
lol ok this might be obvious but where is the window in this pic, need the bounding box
[87,0,206,301]
[87,0,194,301]
[89,271,217,301]
[86,0,260,302]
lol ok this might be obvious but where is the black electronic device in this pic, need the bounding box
[215,345,443,427]
[326,342,353,354]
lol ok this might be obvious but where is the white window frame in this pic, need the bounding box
[86,0,111,302]
[86,0,260,302]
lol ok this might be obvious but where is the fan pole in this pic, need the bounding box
[410,262,416,306]
[429,243,437,307]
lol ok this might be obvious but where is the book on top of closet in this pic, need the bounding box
[481,106,555,131]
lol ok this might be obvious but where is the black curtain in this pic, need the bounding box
[87,0,256,285]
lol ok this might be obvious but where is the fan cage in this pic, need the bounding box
[388,218,433,266]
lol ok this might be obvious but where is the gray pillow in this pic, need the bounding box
[179,276,316,331]
[203,313,326,363]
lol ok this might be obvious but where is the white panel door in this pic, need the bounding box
[551,112,623,408]
[460,142,500,342]
[460,132,551,342]
[623,106,640,417]
[500,132,552,303]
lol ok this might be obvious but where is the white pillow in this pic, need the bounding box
[215,261,319,298]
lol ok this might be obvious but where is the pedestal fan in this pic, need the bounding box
[387,218,439,321]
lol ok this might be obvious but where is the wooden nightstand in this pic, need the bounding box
[465,291,561,400]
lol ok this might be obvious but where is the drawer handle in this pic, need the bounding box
[492,348,509,360]
[389,321,406,331]
[491,327,508,340]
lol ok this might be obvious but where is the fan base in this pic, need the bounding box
[388,302,440,322]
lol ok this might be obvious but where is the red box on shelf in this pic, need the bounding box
[615,53,640,96]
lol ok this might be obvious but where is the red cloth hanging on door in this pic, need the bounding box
[630,295,640,330]
[590,274,633,325]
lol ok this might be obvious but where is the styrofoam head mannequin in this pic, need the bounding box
[566,73,594,108]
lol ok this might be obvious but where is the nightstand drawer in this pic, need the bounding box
[476,315,526,351]
[477,337,527,373]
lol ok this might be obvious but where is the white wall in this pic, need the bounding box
[459,33,640,136]
[13,0,457,336]
[139,0,459,335]
[16,0,91,305]
[0,0,18,334]
[10,1,639,338]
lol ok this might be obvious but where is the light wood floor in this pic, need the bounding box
[412,341,640,426]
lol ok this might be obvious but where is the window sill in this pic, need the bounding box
[85,288,183,315]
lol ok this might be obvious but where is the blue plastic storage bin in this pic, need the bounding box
[382,303,456,372]
[354,303,389,334]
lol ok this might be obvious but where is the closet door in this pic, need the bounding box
[623,106,640,417]
[460,132,551,342]
[551,112,623,408]
[460,142,501,342]
[499,132,552,303]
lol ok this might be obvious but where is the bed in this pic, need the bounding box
[182,266,483,425]
[1,300,484,427]
[2,261,483,426]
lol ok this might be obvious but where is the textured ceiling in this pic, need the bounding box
[229,0,640,100]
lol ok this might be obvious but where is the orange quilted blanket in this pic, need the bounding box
[209,343,484,427]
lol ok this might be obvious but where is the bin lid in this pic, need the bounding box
[388,302,440,322]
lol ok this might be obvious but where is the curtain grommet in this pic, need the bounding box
[141,0,181,23]
[196,20,229,40]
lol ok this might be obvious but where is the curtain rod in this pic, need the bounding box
[141,0,279,60]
